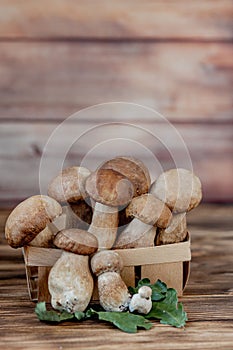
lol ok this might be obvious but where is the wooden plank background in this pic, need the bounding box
[0,1,232,207]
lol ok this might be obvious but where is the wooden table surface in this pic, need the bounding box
[0,204,233,350]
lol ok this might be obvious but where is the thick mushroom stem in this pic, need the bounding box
[88,202,118,250]
[48,251,93,313]
[114,218,156,249]
[85,169,134,250]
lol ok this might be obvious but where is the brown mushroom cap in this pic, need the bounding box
[85,169,134,207]
[126,193,172,228]
[91,250,123,276]
[150,168,202,213]
[5,195,62,248]
[48,166,91,203]
[54,228,98,255]
[99,156,151,197]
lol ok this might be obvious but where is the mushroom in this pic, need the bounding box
[48,166,92,229]
[85,169,134,249]
[150,168,202,213]
[99,156,152,235]
[29,206,68,248]
[99,156,151,197]
[156,212,188,245]
[91,250,131,312]
[5,195,62,248]
[48,166,91,203]
[129,286,152,314]
[114,194,172,249]
[48,228,98,313]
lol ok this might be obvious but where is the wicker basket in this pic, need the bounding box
[22,233,191,302]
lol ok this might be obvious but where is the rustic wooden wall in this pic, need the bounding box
[0,1,232,207]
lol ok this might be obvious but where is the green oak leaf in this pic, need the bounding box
[35,302,74,323]
[86,308,153,333]
[129,278,167,301]
[145,288,188,328]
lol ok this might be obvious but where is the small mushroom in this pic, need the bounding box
[85,169,134,249]
[129,286,152,314]
[100,156,151,197]
[5,195,62,248]
[114,194,172,249]
[91,250,131,312]
[156,212,188,245]
[48,228,98,313]
[150,168,202,213]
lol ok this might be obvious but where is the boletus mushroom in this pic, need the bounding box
[48,166,91,203]
[5,195,62,248]
[48,166,92,229]
[156,212,188,245]
[129,286,152,314]
[48,228,98,313]
[91,250,131,312]
[114,194,172,249]
[150,168,202,213]
[85,169,134,249]
[99,156,151,197]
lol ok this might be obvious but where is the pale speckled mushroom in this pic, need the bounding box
[99,156,151,197]
[91,250,131,312]
[48,228,98,313]
[114,194,172,249]
[5,195,62,248]
[129,286,152,314]
[150,168,202,213]
[156,212,188,245]
[85,169,134,249]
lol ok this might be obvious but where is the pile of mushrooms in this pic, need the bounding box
[5,156,202,315]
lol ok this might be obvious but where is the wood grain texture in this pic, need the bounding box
[0,122,232,206]
[0,42,232,122]
[141,262,183,295]
[23,239,190,267]
[0,0,232,40]
[1,205,233,349]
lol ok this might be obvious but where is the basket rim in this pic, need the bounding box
[22,233,191,267]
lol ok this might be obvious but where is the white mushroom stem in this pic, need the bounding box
[114,218,156,249]
[48,251,93,313]
[88,202,118,250]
